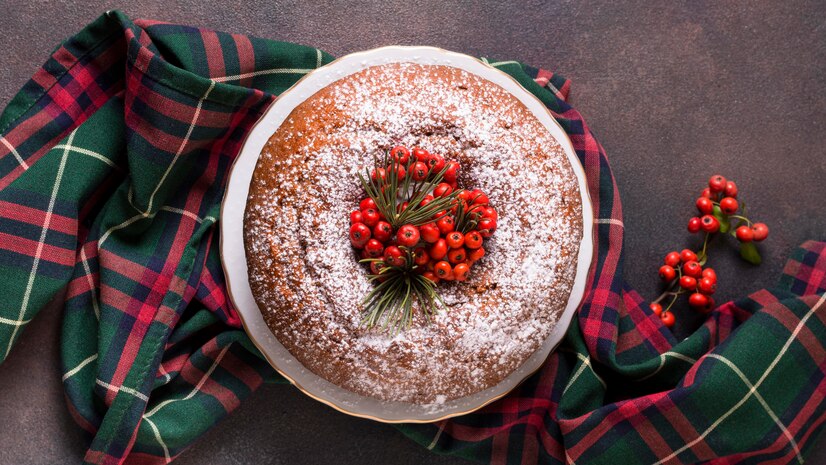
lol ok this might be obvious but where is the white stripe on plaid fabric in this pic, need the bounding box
[3,129,75,359]
[212,68,313,83]
[427,421,447,450]
[52,144,118,169]
[157,363,173,386]
[563,353,607,395]
[652,291,826,465]
[707,354,804,464]
[636,351,697,382]
[62,354,98,381]
[144,343,232,418]
[95,379,150,402]
[316,49,323,68]
[79,246,101,320]
[0,135,29,169]
[159,206,216,224]
[145,81,215,215]
[98,205,214,246]
[144,416,171,462]
[0,316,32,326]
[595,218,624,228]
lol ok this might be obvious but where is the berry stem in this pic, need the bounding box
[728,214,752,226]
[697,233,711,265]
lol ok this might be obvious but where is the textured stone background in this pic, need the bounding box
[0,1,824,464]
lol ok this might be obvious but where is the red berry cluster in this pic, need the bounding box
[349,145,497,284]
[687,175,769,243]
[651,249,717,327]
[651,175,769,328]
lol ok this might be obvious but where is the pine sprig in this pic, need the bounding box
[454,191,486,233]
[360,250,444,333]
[357,152,460,229]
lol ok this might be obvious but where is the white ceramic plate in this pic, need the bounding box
[220,46,594,423]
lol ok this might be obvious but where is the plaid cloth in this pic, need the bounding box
[0,10,824,465]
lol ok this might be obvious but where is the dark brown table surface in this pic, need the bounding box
[1,2,824,464]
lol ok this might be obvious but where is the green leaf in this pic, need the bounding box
[739,241,762,265]
[713,205,731,234]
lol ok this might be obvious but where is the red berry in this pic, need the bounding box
[683,261,703,278]
[413,247,429,266]
[680,249,698,263]
[419,194,435,208]
[735,225,753,242]
[687,217,702,233]
[467,246,485,262]
[364,239,384,258]
[436,216,455,235]
[660,311,675,328]
[389,163,406,181]
[349,223,371,248]
[688,292,709,308]
[665,252,681,267]
[701,296,715,314]
[359,198,376,211]
[411,161,429,181]
[428,239,448,260]
[680,276,697,291]
[696,197,714,215]
[434,260,452,278]
[659,265,676,282]
[443,161,460,183]
[701,187,713,199]
[702,267,717,283]
[412,147,430,163]
[370,260,386,275]
[447,247,467,264]
[470,190,489,205]
[396,224,421,247]
[719,197,738,215]
[708,175,727,193]
[420,223,440,243]
[650,302,663,316]
[724,181,738,198]
[482,207,498,222]
[700,214,720,233]
[698,277,716,295]
[361,208,381,227]
[477,217,496,237]
[433,183,453,198]
[453,263,470,281]
[446,231,465,249]
[390,145,410,165]
[398,201,409,213]
[422,271,440,284]
[464,231,483,249]
[427,153,446,174]
[383,246,406,267]
[752,223,769,241]
[456,189,471,203]
[371,168,387,183]
[372,221,393,243]
[350,210,363,225]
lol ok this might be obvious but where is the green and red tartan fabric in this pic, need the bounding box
[0,11,824,465]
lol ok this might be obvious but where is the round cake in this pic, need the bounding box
[244,62,583,405]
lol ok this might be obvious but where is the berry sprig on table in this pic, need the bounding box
[348,146,497,332]
[650,175,769,328]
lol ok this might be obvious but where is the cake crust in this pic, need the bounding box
[244,63,582,404]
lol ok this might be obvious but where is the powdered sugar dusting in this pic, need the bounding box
[244,63,582,404]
